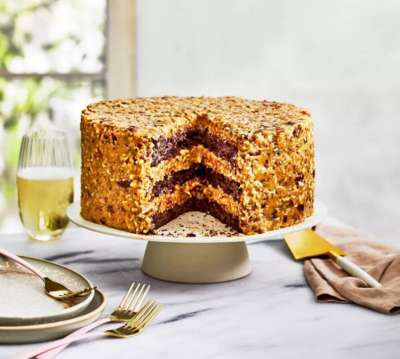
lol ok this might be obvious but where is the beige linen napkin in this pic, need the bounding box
[304,224,400,313]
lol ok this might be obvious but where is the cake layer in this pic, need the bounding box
[152,198,240,232]
[149,144,240,185]
[154,179,240,217]
[151,125,238,167]
[153,164,241,201]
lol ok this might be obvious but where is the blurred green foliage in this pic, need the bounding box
[0,0,105,227]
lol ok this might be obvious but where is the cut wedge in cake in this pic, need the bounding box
[80,96,315,235]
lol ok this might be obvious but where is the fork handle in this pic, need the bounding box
[12,332,104,359]
[37,317,110,359]
[0,247,44,280]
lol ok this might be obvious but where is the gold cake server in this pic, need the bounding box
[283,229,382,288]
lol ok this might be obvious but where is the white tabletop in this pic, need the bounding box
[1,219,399,359]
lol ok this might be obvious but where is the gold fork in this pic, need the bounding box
[14,301,162,359]
[37,282,150,359]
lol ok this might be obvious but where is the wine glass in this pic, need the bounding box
[17,130,74,241]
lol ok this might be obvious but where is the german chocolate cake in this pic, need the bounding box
[81,96,314,235]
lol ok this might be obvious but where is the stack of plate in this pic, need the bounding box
[0,256,105,344]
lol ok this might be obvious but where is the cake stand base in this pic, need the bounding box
[142,241,251,283]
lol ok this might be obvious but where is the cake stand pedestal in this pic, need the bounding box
[142,241,250,283]
[68,201,327,284]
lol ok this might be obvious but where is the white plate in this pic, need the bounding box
[68,200,328,244]
[0,256,95,325]
[0,289,105,344]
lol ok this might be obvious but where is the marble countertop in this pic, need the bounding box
[1,219,399,359]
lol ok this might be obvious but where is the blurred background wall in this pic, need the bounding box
[137,0,400,241]
[1,0,399,241]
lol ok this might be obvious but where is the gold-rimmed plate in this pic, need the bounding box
[0,289,105,344]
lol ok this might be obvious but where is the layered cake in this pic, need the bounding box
[81,96,314,235]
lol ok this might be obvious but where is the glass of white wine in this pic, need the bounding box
[17,130,74,241]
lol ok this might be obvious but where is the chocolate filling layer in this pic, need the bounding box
[151,125,238,166]
[152,198,241,232]
[153,164,242,201]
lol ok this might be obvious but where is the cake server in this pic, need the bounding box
[0,247,95,302]
[283,229,382,288]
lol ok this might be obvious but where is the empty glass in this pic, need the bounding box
[17,130,74,241]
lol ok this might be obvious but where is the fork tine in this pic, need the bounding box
[125,301,156,327]
[126,301,159,329]
[119,282,140,309]
[136,284,150,309]
[123,283,144,310]
[135,304,162,330]
[126,283,150,312]
[118,282,135,308]
[130,300,156,324]
[138,304,162,330]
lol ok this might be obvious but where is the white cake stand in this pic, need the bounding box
[67,201,328,283]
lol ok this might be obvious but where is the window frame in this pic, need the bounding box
[0,0,137,99]
[106,0,137,99]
